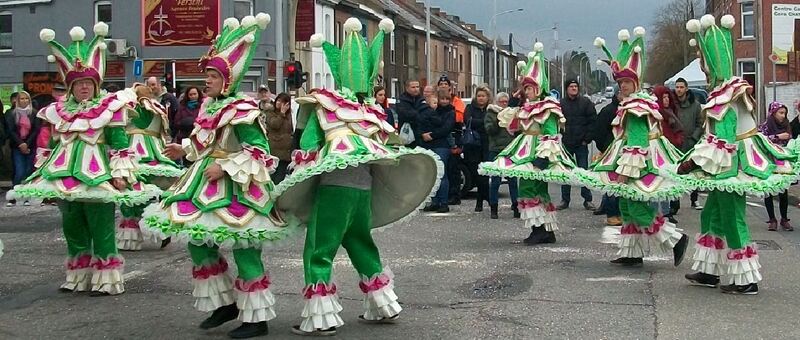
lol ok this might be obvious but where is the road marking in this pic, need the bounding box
[586,276,645,282]
[599,226,621,244]
[543,247,581,253]
[123,270,147,280]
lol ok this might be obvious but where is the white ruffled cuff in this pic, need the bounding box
[359,269,402,320]
[690,135,736,175]
[617,224,645,258]
[615,146,648,178]
[519,198,558,231]
[181,137,200,162]
[691,234,727,276]
[116,218,143,251]
[643,216,684,253]
[535,135,562,162]
[235,275,277,323]
[34,148,51,168]
[192,259,236,312]
[90,256,125,295]
[62,254,93,292]
[300,283,344,332]
[215,144,277,186]
[109,149,139,183]
[289,149,320,172]
[726,245,762,285]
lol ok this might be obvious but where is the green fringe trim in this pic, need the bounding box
[572,168,690,202]
[273,146,442,197]
[665,167,800,198]
[11,183,162,206]
[140,209,302,249]
[477,163,576,185]
[134,164,186,178]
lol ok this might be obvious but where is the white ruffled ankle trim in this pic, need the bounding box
[91,268,125,295]
[520,199,558,231]
[360,270,402,320]
[116,229,143,250]
[300,284,344,332]
[193,274,235,312]
[62,268,91,292]
[691,234,727,276]
[727,245,762,285]
[617,232,644,258]
[644,216,684,253]
[235,275,277,323]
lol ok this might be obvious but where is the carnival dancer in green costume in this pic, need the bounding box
[676,15,799,295]
[479,42,578,245]
[140,14,299,338]
[576,27,690,267]
[275,18,442,336]
[116,84,183,251]
[10,22,161,295]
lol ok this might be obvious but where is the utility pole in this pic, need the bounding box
[275,0,284,93]
[426,0,431,86]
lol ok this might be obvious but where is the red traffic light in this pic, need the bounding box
[287,64,296,73]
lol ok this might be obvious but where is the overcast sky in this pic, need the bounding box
[429,0,666,61]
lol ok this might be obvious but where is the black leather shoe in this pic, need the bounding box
[609,257,643,266]
[685,272,720,288]
[556,202,569,211]
[474,200,483,212]
[200,304,238,329]
[228,322,268,339]
[490,204,499,219]
[583,201,596,211]
[673,234,689,266]
[160,237,172,249]
[720,283,758,295]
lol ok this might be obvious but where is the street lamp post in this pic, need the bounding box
[491,6,523,94]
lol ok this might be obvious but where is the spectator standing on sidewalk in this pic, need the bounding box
[265,93,294,184]
[464,85,491,212]
[593,88,622,226]
[5,91,39,207]
[674,77,704,210]
[420,89,456,213]
[146,76,179,138]
[396,80,427,147]
[175,86,203,143]
[558,79,596,211]
[760,102,794,231]
[485,92,519,219]
[438,75,466,205]
[374,86,395,127]
[653,85,685,223]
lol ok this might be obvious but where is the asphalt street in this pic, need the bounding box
[1,184,799,340]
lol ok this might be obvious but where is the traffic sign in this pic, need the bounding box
[133,59,143,77]
[769,53,780,64]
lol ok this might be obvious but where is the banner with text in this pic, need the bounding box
[142,0,220,46]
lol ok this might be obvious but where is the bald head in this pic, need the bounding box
[146,77,162,97]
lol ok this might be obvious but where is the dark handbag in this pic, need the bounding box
[462,118,481,147]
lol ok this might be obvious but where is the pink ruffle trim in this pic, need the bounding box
[91,256,124,270]
[66,254,93,270]
[697,234,726,250]
[727,245,758,260]
[192,258,229,280]
[303,282,337,299]
[234,275,272,292]
[359,272,392,294]
[118,218,140,229]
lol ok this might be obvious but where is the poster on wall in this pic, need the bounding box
[142,0,220,46]
[772,4,800,64]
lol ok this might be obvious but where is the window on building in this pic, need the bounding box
[0,12,10,51]
[324,14,332,41]
[459,54,463,71]
[358,18,368,39]
[738,60,756,86]
[410,38,418,67]
[94,1,112,37]
[234,0,253,20]
[335,21,342,45]
[741,2,754,38]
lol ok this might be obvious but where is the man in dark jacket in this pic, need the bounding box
[147,76,179,138]
[558,79,596,211]
[395,80,428,148]
[419,89,456,213]
[592,88,622,226]
[674,77,704,210]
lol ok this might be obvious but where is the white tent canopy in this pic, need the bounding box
[664,58,708,88]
